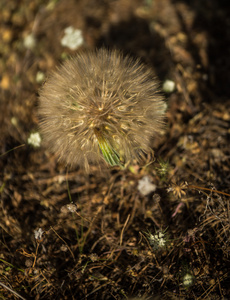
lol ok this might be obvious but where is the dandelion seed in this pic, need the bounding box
[38,48,166,171]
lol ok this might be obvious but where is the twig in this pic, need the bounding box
[50,226,75,261]
[188,185,230,197]
[0,144,25,157]
[120,214,130,246]
[0,281,26,300]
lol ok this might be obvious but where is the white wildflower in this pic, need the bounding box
[61,203,78,213]
[11,117,18,126]
[147,230,167,251]
[61,26,84,50]
[34,228,44,240]
[162,79,176,93]
[138,176,156,196]
[27,132,41,148]
[183,273,194,287]
[89,253,99,262]
[36,71,45,83]
[60,244,68,252]
[24,33,36,50]
[66,203,77,212]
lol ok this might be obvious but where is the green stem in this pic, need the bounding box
[94,128,122,167]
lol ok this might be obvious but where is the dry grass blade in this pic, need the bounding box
[0,282,26,300]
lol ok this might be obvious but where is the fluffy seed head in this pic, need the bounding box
[38,48,165,170]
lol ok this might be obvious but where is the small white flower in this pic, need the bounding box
[61,203,78,213]
[183,273,194,287]
[147,230,167,251]
[11,117,18,126]
[61,26,84,50]
[66,203,77,212]
[60,244,68,252]
[138,176,156,196]
[24,33,36,50]
[162,79,176,93]
[157,232,166,247]
[27,132,41,148]
[34,228,44,240]
[36,71,45,83]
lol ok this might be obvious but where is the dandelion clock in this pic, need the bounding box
[38,48,165,171]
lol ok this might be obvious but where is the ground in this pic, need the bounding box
[1,0,230,299]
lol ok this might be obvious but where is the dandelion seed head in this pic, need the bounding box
[38,49,166,170]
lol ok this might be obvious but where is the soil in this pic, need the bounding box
[1,0,230,299]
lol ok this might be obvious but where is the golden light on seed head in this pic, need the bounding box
[38,48,166,171]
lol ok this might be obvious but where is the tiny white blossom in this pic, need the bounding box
[34,228,44,240]
[66,203,77,212]
[183,273,194,287]
[11,117,18,126]
[61,26,84,50]
[163,79,176,93]
[157,232,166,247]
[24,33,36,50]
[36,71,45,83]
[147,229,167,251]
[27,132,41,148]
[167,187,173,193]
[61,203,78,213]
[138,176,156,196]
[60,244,68,252]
